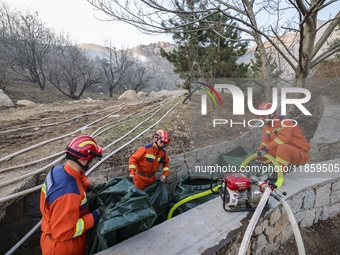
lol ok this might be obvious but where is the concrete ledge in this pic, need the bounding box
[96,159,340,255]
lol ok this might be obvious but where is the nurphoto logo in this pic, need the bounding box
[200,83,311,128]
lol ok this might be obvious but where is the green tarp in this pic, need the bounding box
[86,177,170,255]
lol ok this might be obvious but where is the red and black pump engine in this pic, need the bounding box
[219,172,264,212]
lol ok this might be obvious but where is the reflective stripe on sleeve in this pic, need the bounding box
[276,156,289,166]
[274,138,284,144]
[42,183,46,195]
[81,192,87,206]
[73,218,85,237]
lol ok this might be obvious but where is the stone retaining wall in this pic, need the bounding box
[308,96,340,164]
[309,140,340,164]
[219,177,340,255]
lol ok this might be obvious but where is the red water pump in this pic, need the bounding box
[219,172,264,212]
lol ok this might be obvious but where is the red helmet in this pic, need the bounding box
[154,129,171,144]
[65,135,103,160]
[258,102,272,111]
[256,102,275,116]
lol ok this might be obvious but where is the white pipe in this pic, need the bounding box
[4,220,42,255]
[0,185,42,204]
[0,101,126,135]
[279,198,306,255]
[0,103,126,163]
[238,187,306,255]
[0,151,64,173]
[238,187,271,255]
[0,155,65,188]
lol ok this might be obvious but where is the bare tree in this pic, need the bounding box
[123,61,153,92]
[87,0,340,114]
[46,35,101,100]
[0,48,10,90]
[96,40,137,97]
[147,64,181,90]
[0,4,55,90]
[0,2,12,90]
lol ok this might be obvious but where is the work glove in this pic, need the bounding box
[93,205,106,224]
[94,205,107,218]
[159,174,167,182]
[87,182,105,194]
[257,146,268,157]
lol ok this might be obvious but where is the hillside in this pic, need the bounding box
[238,19,338,76]
[77,41,182,92]
[79,19,337,79]
[78,41,177,74]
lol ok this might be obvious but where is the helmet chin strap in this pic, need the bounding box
[265,112,276,125]
[269,111,276,119]
[154,138,161,150]
[66,153,92,171]
[154,138,165,150]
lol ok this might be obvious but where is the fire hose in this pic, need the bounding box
[237,153,305,255]
[167,184,221,220]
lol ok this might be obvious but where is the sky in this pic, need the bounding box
[9,0,173,49]
[8,0,340,50]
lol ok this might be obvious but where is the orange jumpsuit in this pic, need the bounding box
[129,142,169,190]
[258,115,311,169]
[40,164,101,255]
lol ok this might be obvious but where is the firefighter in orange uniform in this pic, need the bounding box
[129,129,170,190]
[256,102,311,172]
[40,135,106,255]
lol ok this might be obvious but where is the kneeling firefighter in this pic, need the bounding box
[256,102,311,176]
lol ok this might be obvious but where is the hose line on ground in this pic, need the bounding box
[167,184,221,220]
[4,220,42,255]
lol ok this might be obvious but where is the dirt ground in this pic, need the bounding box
[273,215,340,255]
[1,86,339,254]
